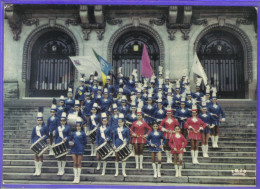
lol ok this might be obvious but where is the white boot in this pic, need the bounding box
[60,161,66,175]
[166,151,169,163]
[175,165,179,177]
[93,147,97,156]
[215,136,219,148]
[202,145,206,157]
[76,168,81,184]
[114,162,119,176]
[102,161,107,176]
[210,136,215,148]
[135,155,139,169]
[194,150,199,164]
[205,145,209,157]
[157,164,161,178]
[152,163,157,178]
[33,161,39,176]
[72,168,77,183]
[97,161,101,170]
[90,144,94,156]
[169,153,173,163]
[57,161,62,175]
[37,162,42,176]
[178,165,182,177]
[191,150,195,164]
[122,162,127,177]
[49,147,54,156]
[183,148,186,152]
[140,155,143,170]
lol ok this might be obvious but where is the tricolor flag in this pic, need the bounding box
[190,53,208,86]
[92,49,113,85]
[69,55,102,80]
[141,45,153,78]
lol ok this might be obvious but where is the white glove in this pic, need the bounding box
[199,127,203,131]
[188,126,192,129]
[162,128,166,132]
[222,118,226,122]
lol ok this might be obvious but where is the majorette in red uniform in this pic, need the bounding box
[169,125,187,177]
[130,108,152,170]
[159,106,180,163]
[184,105,206,164]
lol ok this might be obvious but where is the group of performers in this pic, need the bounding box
[30,67,225,183]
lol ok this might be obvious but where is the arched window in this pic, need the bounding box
[29,31,76,97]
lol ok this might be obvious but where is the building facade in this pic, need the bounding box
[3,5,257,99]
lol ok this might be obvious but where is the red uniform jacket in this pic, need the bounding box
[130,120,152,144]
[184,117,206,140]
[169,133,187,154]
[159,117,180,139]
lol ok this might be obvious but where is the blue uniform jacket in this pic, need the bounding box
[54,124,71,148]
[208,104,225,125]
[175,108,192,128]
[75,85,86,101]
[83,99,94,116]
[70,130,88,155]
[118,105,130,116]
[65,98,75,112]
[31,124,49,144]
[142,104,157,124]
[96,125,111,146]
[146,131,166,152]
[88,114,101,131]
[47,116,60,133]
[56,106,65,119]
[153,108,166,121]
[113,127,130,148]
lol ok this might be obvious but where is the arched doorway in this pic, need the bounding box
[196,30,245,99]
[29,30,76,97]
[112,30,160,80]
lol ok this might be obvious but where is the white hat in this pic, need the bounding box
[119,88,123,93]
[68,88,73,94]
[75,100,80,107]
[112,103,118,110]
[106,75,111,80]
[92,103,98,109]
[137,108,142,114]
[101,112,107,119]
[118,113,124,120]
[59,95,65,101]
[61,112,67,119]
[80,78,85,82]
[76,116,83,124]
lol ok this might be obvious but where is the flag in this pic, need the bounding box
[69,56,102,79]
[190,53,208,85]
[92,49,113,85]
[141,45,153,78]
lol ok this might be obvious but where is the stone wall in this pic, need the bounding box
[4,81,19,99]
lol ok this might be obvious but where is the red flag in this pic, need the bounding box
[141,45,153,78]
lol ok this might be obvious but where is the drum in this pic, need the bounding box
[67,114,78,131]
[30,138,49,157]
[96,142,113,160]
[86,127,97,144]
[52,142,68,159]
[115,143,132,161]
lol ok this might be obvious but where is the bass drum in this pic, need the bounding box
[67,113,78,131]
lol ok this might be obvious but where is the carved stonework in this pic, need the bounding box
[236,18,252,26]
[65,18,81,26]
[167,29,177,40]
[106,18,122,26]
[192,18,208,26]
[181,29,190,40]
[96,29,105,40]
[193,23,253,82]
[9,21,22,41]
[82,29,91,40]
[149,17,165,26]
[22,16,39,27]
[167,23,190,29]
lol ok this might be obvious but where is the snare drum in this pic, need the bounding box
[115,143,132,161]
[52,142,68,159]
[67,113,78,131]
[86,127,97,144]
[96,142,113,160]
[30,138,49,157]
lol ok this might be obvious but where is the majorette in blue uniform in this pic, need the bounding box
[135,88,144,108]
[175,97,192,130]
[153,85,165,101]
[54,112,71,176]
[94,86,103,105]
[75,78,87,102]
[100,88,113,116]
[163,89,176,109]
[125,101,138,125]
[118,95,130,116]
[207,92,225,148]
[90,76,99,97]
[31,108,49,176]
[82,92,94,117]
[146,123,166,178]
[57,95,66,119]
[69,117,87,184]
[47,101,60,155]
[153,99,166,123]
[192,78,204,104]
[141,84,149,103]
[204,86,213,108]
[112,113,130,177]
[96,112,111,176]
[68,100,87,126]
[115,88,123,107]
[109,103,120,138]
[106,75,116,97]
[198,101,215,158]
[142,93,156,125]
[173,82,182,110]
[65,88,75,113]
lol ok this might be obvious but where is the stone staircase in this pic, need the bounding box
[2,99,257,186]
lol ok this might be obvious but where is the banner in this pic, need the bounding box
[141,44,153,78]
[191,53,208,86]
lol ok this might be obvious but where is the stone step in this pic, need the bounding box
[3,166,256,177]
[3,146,256,154]
[3,173,256,185]
[3,160,255,170]
[3,154,256,163]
